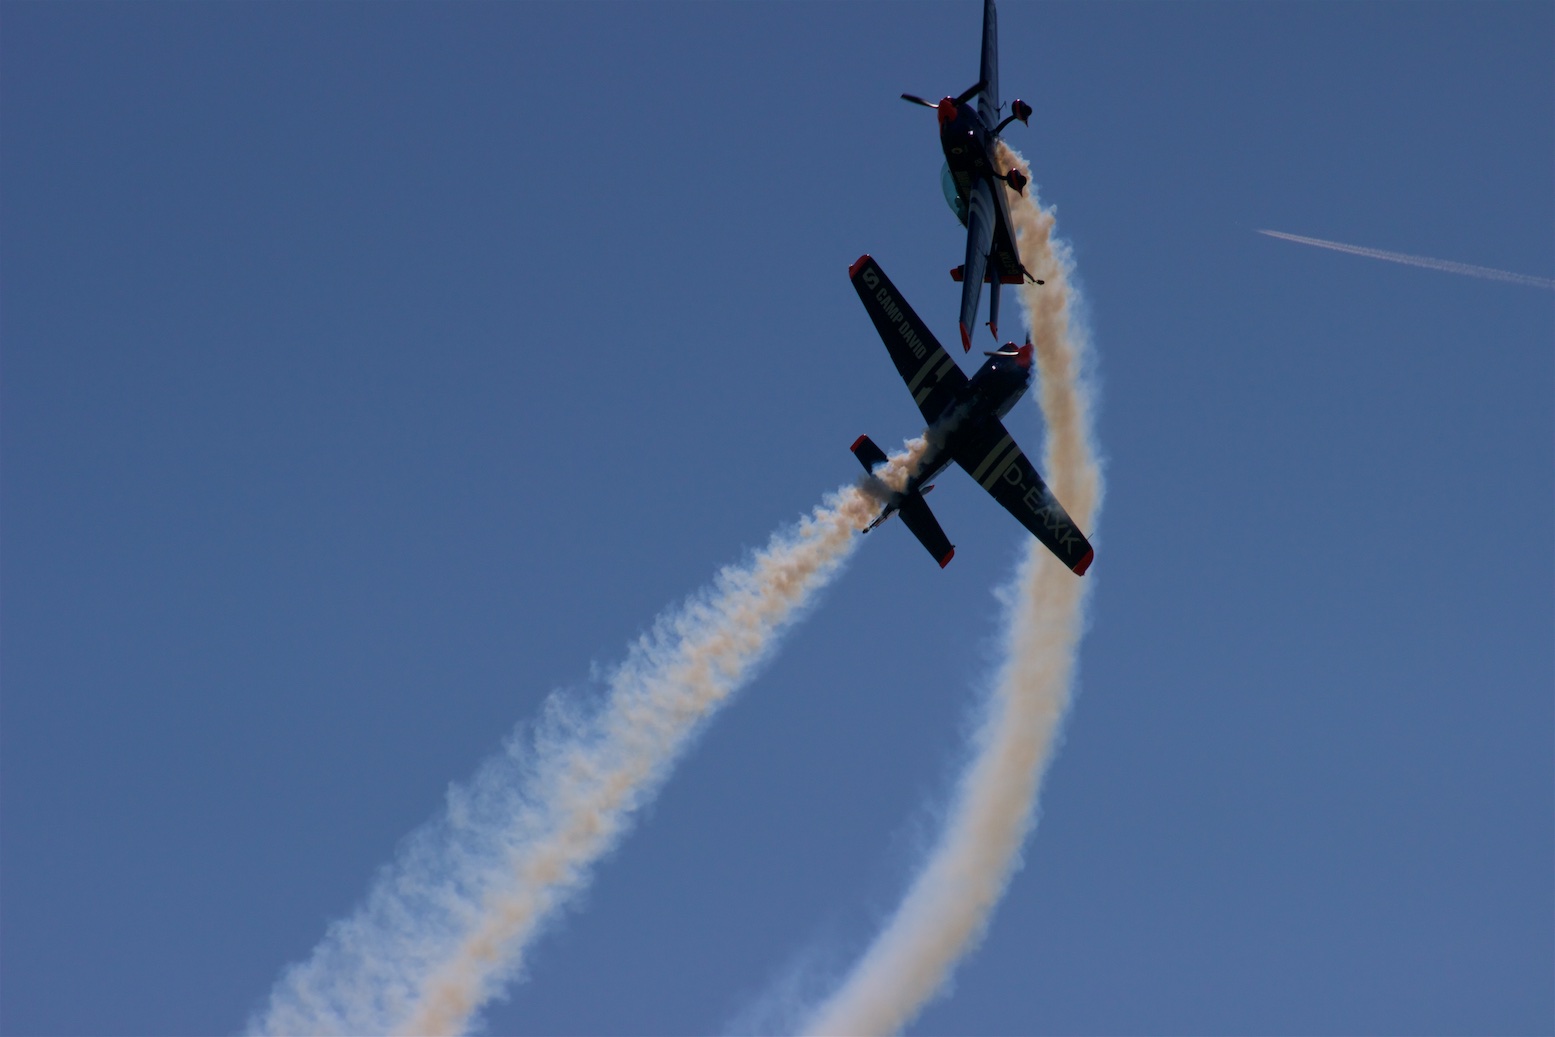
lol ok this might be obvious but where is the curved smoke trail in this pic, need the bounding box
[252,445,927,1037]
[803,143,1103,1036]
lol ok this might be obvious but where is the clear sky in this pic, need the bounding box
[3,3,1551,1035]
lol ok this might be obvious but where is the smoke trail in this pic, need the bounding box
[802,143,1102,1036]
[251,444,927,1037]
[1258,228,1555,291]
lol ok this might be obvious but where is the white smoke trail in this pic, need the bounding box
[802,143,1103,1036]
[1258,228,1555,291]
[251,444,927,1037]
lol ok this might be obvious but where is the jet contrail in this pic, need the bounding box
[1258,228,1555,291]
[802,143,1102,1036]
[251,445,928,1037]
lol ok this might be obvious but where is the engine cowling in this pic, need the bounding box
[1011,99,1033,124]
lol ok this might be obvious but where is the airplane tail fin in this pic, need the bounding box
[977,0,1000,130]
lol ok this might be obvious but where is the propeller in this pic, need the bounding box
[900,80,986,111]
[955,79,988,105]
[985,339,1035,367]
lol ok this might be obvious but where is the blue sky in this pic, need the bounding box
[3,3,1551,1034]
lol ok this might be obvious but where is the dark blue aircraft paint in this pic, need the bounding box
[846,255,1093,575]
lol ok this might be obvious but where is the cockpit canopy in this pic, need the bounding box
[941,163,967,226]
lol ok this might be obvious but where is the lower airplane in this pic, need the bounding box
[847,254,1093,575]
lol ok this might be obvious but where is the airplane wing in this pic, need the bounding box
[953,420,1095,573]
[850,255,969,424]
[957,177,997,348]
[988,180,1025,284]
[978,0,1000,130]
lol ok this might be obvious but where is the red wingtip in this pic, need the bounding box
[939,547,956,568]
[988,320,999,339]
[959,323,972,352]
[850,434,869,452]
[1072,547,1095,576]
[848,255,871,279]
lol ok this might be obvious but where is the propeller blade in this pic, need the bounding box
[900,93,937,108]
[954,79,987,106]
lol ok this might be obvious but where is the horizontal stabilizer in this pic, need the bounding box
[850,434,889,473]
[950,265,1025,285]
[898,493,955,568]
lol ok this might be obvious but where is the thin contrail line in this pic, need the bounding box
[1258,228,1555,291]
[801,142,1103,1036]
[250,448,926,1037]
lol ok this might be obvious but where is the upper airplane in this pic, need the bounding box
[902,0,1040,352]
[847,254,1093,575]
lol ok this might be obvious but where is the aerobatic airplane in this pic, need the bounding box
[902,0,1040,352]
[848,254,1093,575]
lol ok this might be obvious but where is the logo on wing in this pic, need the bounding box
[874,289,929,360]
[859,263,930,361]
[1007,469,1081,550]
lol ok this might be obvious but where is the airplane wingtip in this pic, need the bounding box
[959,323,972,352]
[848,255,871,279]
[1072,547,1095,576]
[939,547,956,568]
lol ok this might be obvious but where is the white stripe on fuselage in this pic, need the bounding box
[907,348,946,394]
[968,433,1015,483]
[982,445,1023,490]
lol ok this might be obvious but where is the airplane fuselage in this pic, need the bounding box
[848,253,1093,574]
[935,100,998,226]
[904,344,1032,496]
